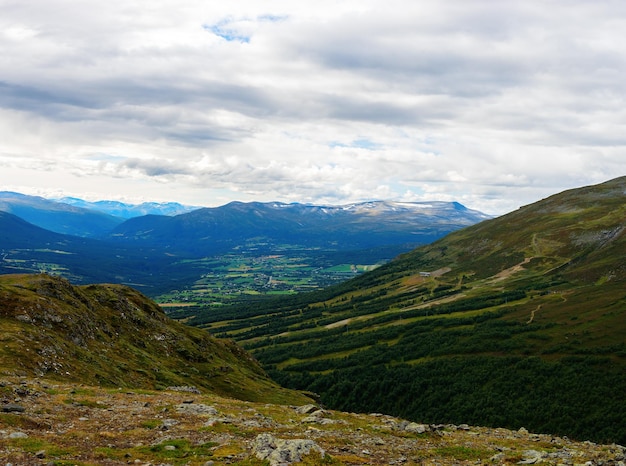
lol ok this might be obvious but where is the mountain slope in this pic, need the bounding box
[0,273,310,405]
[183,176,626,443]
[0,191,124,237]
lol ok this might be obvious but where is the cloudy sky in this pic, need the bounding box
[1,0,625,215]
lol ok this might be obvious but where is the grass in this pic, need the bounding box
[433,445,493,460]
[0,377,621,465]
[9,437,77,458]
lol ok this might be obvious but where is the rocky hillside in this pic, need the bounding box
[0,273,309,406]
[1,377,624,465]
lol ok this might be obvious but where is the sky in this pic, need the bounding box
[1,0,625,215]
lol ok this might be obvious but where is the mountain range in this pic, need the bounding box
[179,176,626,444]
[57,196,199,219]
[106,200,490,255]
[0,193,489,296]
[0,191,199,237]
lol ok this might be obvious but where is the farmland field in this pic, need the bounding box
[156,245,385,308]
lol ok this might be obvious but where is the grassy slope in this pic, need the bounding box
[2,378,623,465]
[0,273,311,406]
[183,176,626,443]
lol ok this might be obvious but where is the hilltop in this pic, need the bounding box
[177,176,626,444]
[0,273,309,406]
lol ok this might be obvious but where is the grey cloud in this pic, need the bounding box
[2,1,626,215]
[122,158,194,178]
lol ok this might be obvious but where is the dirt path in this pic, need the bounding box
[492,257,533,282]
[526,304,542,324]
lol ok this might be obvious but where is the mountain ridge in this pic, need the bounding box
[0,273,310,406]
[0,191,124,237]
[57,196,200,219]
[107,200,489,255]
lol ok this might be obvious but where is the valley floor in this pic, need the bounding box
[0,377,624,465]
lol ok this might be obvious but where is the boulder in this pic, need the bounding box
[2,403,25,413]
[252,433,326,466]
[294,404,319,415]
[175,403,218,416]
[404,422,429,434]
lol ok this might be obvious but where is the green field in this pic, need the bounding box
[156,247,384,307]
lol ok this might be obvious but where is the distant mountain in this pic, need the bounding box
[0,210,67,249]
[189,176,626,443]
[1,195,490,297]
[0,191,124,237]
[0,273,310,405]
[0,211,195,293]
[108,200,490,256]
[57,196,199,218]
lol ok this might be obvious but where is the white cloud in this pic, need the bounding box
[1,0,625,214]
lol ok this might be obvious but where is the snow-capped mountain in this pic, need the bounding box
[57,197,199,219]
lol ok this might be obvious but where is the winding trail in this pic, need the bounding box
[526,304,542,324]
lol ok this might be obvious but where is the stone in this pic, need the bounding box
[2,403,25,413]
[161,419,179,430]
[9,432,29,439]
[166,385,201,394]
[518,449,545,464]
[295,404,319,415]
[252,433,326,466]
[404,422,429,434]
[175,403,218,416]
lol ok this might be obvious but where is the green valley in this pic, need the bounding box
[172,177,626,444]
[156,244,387,308]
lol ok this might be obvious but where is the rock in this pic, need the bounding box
[404,422,429,434]
[252,433,326,466]
[161,419,179,430]
[175,403,218,416]
[301,408,336,425]
[294,404,319,415]
[203,416,233,427]
[35,450,46,458]
[2,403,25,413]
[166,385,201,394]
[518,449,545,464]
[9,432,29,439]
